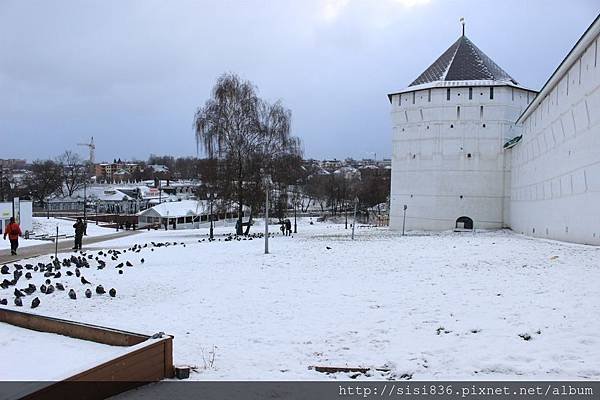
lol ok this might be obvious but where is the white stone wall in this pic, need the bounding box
[390,85,534,231]
[509,33,600,245]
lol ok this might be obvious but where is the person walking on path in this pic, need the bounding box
[279,220,285,235]
[284,219,292,236]
[73,218,85,250]
[3,217,22,256]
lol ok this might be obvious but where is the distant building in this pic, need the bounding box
[147,164,169,174]
[321,159,343,171]
[95,161,140,182]
[137,199,247,230]
[0,159,27,169]
[333,166,360,180]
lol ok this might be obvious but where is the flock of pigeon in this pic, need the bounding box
[0,231,283,310]
[0,242,161,309]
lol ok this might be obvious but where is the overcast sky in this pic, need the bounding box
[1,0,598,163]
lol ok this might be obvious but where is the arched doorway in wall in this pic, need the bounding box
[455,216,473,230]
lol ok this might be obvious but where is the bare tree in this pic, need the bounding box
[23,160,63,206]
[57,151,88,197]
[194,73,301,235]
[304,174,330,213]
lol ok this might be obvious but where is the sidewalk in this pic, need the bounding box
[0,231,140,264]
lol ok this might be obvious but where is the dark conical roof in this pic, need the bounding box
[409,35,519,87]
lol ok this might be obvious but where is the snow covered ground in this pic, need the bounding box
[0,217,114,250]
[1,220,599,380]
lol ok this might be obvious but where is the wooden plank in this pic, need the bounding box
[0,308,149,346]
[68,341,167,381]
[22,340,172,400]
[0,309,175,400]
[310,366,390,374]
[71,351,165,382]
[163,336,175,378]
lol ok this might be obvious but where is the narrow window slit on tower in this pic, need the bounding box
[428,89,431,102]
[457,106,460,120]
[446,88,451,101]
[480,106,484,120]
[412,91,415,104]
[489,87,494,100]
[469,87,472,100]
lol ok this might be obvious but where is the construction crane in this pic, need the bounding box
[77,136,96,165]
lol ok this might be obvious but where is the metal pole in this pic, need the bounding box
[345,202,348,229]
[264,186,269,254]
[352,198,358,240]
[209,196,214,240]
[54,226,58,259]
[402,204,407,236]
[293,201,297,234]
[83,180,87,228]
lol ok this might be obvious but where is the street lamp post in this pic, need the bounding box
[293,197,298,234]
[263,173,271,254]
[402,204,407,236]
[207,192,215,240]
[352,196,358,240]
[83,179,87,224]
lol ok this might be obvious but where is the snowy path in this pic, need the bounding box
[0,230,140,264]
[0,221,599,381]
[0,217,117,253]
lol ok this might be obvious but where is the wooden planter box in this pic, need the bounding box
[0,308,174,400]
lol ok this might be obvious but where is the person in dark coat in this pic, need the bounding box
[284,219,292,236]
[3,217,22,255]
[279,220,285,235]
[73,218,85,250]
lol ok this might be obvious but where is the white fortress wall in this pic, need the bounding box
[390,84,533,231]
[509,21,600,245]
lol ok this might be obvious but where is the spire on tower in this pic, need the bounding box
[460,17,465,36]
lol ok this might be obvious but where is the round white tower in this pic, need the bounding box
[389,31,537,231]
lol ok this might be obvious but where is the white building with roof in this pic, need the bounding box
[389,29,537,231]
[137,199,248,230]
[389,15,600,245]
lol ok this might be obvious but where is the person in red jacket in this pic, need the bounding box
[3,217,22,256]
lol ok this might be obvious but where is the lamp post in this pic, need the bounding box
[263,173,272,254]
[402,204,407,236]
[352,196,358,240]
[293,199,297,234]
[83,178,87,224]
[207,191,216,240]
